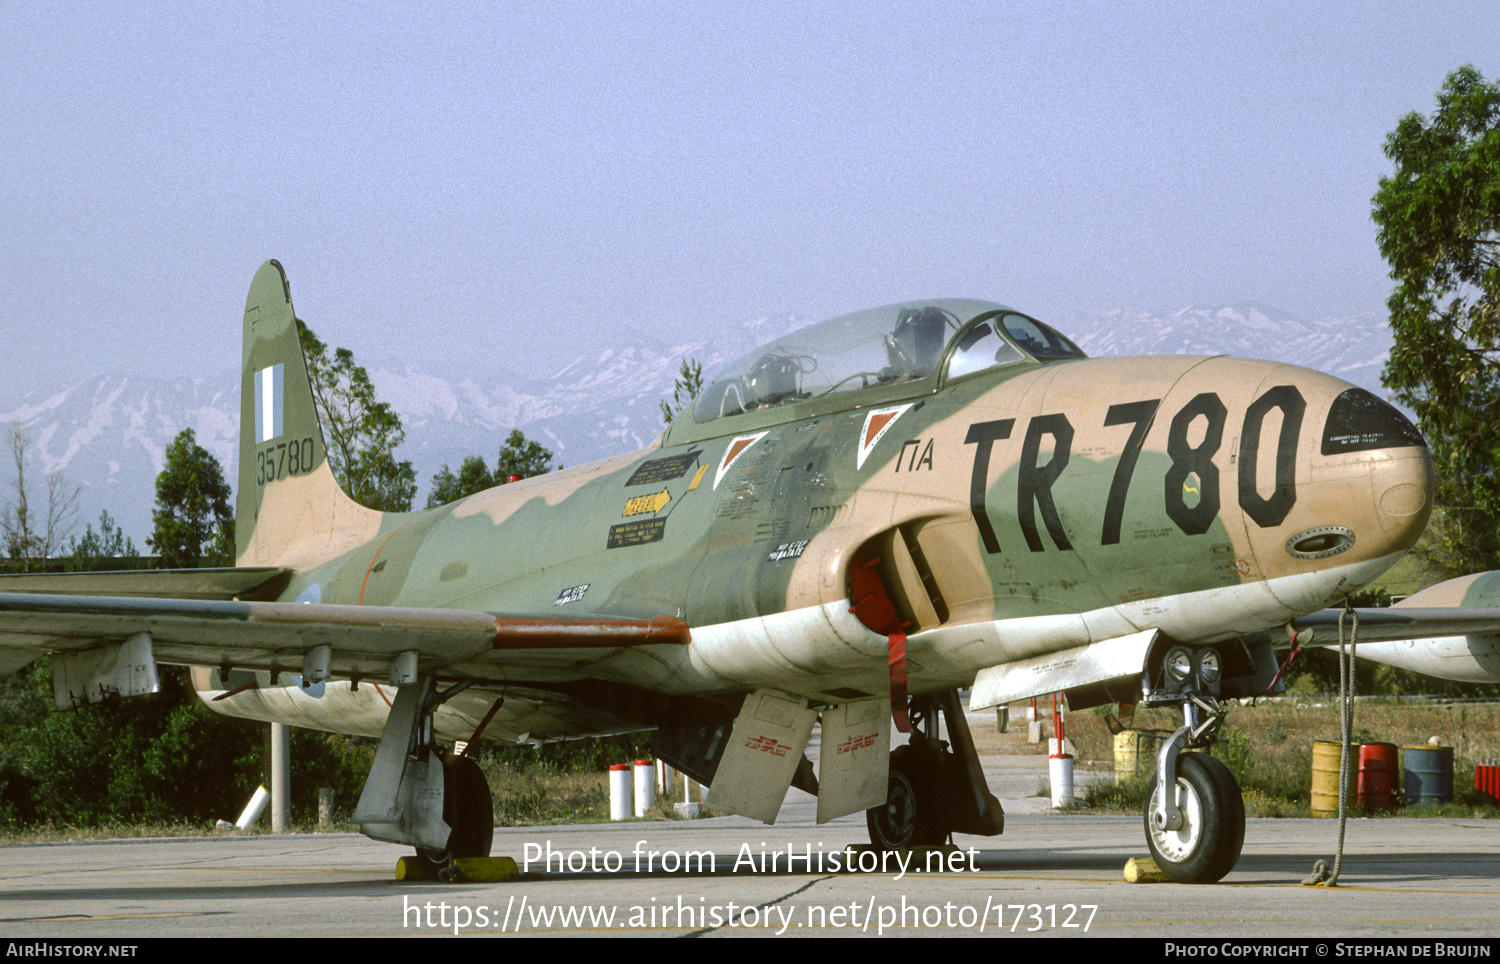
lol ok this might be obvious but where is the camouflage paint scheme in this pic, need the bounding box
[1337,572,1500,682]
[207,260,1438,746]
[5,260,1498,848]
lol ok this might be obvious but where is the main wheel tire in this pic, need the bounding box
[416,753,494,876]
[443,753,494,859]
[1143,752,1245,884]
[866,745,947,849]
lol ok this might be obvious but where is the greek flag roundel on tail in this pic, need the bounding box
[254,364,284,443]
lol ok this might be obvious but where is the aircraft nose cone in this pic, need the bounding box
[1318,386,1433,556]
[1240,377,1433,609]
[1371,455,1434,542]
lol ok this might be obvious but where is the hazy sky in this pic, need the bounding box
[3,2,1498,390]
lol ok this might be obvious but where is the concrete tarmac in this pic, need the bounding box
[3,758,1498,940]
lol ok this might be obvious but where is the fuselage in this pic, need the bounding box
[202,300,1435,741]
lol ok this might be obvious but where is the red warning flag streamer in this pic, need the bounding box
[889,631,909,733]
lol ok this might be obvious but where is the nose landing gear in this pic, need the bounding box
[1144,750,1244,884]
[1142,688,1244,883]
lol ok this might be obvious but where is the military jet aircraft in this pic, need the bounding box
[2,260,1497,884]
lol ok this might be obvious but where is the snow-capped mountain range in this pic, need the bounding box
[1,303,1394,546]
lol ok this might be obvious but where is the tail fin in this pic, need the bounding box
[236,261,383,568]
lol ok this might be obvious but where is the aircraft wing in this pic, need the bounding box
[0,591,690,684]
[1288,607,1500,644]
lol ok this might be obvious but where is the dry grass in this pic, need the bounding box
[1059,698,1500,817]
[485,767,612,826]
[9,701,1497,841]
[0,767,666,843]
[0,762,699,842]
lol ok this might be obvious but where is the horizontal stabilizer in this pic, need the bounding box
[0,567,289,600]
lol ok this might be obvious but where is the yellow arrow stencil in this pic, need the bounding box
[623,488,672,517]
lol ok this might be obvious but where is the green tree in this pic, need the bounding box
[495,428,556,481]
[297,320,417,512]
[67,510,139,571]
[1373,65,1500,577]
[148,428,233,569]
[660,357,703,424]
[427,455,495,508]
[0,659,49,824]
[426,430,557,508]
[6,659,369,828]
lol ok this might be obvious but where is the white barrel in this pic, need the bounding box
[236,785,270,829]
[609,764,632,821]
[633,759,655,817]
[1049,754,1074,808]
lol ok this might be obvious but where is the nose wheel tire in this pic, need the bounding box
[1143,752,1244,884]
[867,745,947,849]
[415,753,494,878]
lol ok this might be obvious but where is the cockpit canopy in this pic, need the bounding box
[693,299,1085,424]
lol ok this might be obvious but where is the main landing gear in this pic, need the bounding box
[866,689,1004,850]
[868,743,944,848]
[415,752,495,879]
[1141,645,1245,883]
[352,672,495,880]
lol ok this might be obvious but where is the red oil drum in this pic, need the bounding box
[1476,761,1500,804]
[1357,742,1399,810]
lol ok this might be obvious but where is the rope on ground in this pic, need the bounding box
[1304,604,1359,887]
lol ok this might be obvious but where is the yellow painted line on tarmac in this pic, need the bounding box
[4,912,221,923]
[1277,882,1500,895]
[1089,917,1499,929]
[956,872,1500,896]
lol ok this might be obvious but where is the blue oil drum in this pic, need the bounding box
[1402,745,1454,805]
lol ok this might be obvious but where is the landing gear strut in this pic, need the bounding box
[866,689,1004,850]
[1142,683,1245,883]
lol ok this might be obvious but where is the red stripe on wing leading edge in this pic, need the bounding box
[490,614,690,649]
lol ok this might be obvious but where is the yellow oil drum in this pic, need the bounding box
[1357,743,1399,810]
[1113,730,1168,783]
[1311,740,1357,817]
